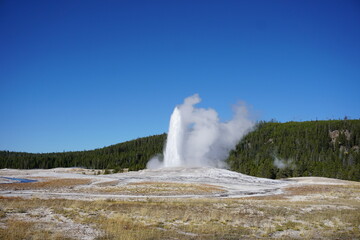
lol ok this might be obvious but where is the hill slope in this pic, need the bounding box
[227,120,360,181]
[0,134,166,171]
[1,120,359,181]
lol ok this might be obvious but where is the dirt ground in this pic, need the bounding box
[0,167,359,239]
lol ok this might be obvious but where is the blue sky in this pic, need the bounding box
[1,0,359,153]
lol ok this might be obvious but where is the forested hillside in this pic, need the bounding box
[1,120,360,181]
[227,120,360,181]
[0,134,166,171]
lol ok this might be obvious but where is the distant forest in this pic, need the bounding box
[228,120,360,181]
[0,134,166,171]
[1,120,359,181]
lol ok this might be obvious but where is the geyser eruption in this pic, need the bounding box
[147,94,254,169]
[163,107,183,167]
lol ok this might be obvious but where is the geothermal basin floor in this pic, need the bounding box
[0,167,350,200]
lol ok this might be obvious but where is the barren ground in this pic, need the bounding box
[0,167,359,239]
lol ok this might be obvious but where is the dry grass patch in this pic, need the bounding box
[129,181,224,192]
[0,178,92,190]
[0,219,71,240]
[94,213,183,240]
[1,196,359,239]
[87,181,225,196]
[0,181,359,239]
[245,194,287,200]
[285,183,360,203]
[0,198,101,239]
[247,183,360,203]
[94,180,120,187]
[286,185,336,195]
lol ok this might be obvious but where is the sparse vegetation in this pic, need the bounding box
[0,180,359,240]
[82,181,225,195]
[0,178,92,191]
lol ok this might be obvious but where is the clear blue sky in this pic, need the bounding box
[1,0,359,153]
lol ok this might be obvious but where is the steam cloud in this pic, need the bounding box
[273,156,295,169]
[147,94,255,169]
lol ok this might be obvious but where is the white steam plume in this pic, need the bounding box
[273,157,287,169]
[147,94,254,169]
[273,156,295,169]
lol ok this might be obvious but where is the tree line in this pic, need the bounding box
[1,120,359,181]
[0,134,166,171]
[227,120,360,181]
